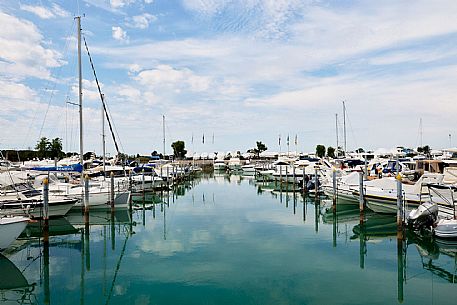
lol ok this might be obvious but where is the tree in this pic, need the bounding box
[171,141,187,159]
[248,141,268,158]
[417,145,431,157]
[50,138,63,158]
[316,145,326,158]
[327,146,335,158]
[35,137,50,158]
[355,147,365,153]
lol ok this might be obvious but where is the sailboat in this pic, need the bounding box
[39,17,131,210]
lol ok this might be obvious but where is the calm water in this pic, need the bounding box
[2,173,457,305]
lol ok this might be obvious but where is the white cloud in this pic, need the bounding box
[112,26,129,42]
[110,0,136,9]
[20,3,70,19]
[135,65,211,92]
[0,12,64,80]
[51,3,70,17]
[126,13,157,29]
[20,4,55,19]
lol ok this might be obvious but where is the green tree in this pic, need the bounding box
[35,137,50,158]
[327,146,335,158]
[171,141,187,159]
[248,141,268,158]
[417,145,431,157]
[50,138,63,159]
[355,147,365,153]
[316,144,326,158]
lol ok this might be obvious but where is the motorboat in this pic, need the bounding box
[1,172,77,218]
[213,159,227,171]
[434,219,457,238]
[0,215,29,250]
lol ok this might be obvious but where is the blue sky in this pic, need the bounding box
[1,0,457,156]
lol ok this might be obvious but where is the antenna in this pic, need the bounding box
[343,101,347,154]
[335,113,339,157]
[162,115,165,157]
[419,118,423,147]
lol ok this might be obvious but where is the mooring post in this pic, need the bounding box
[396,173,403,233]
[314,166,319,198]
[364,157,368,180]
[359,171,364,212]
[43,177,49,220]
[84,174,90,213]
[110,172,115,209]
[332,168,337,209]
[292,166,296,189]
[285,166,289,189]
[280,166,283,185]
[142,169,145,197]
[302,168,306,193]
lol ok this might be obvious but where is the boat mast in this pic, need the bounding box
[76,16,83,167]
[162,115,166,158]
[102,94,106,178]
[343,101,347,155]
[335,113,339,157]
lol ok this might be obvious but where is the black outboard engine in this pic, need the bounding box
[407,201,438,230]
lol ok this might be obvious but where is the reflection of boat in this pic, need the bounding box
[410,232,457,283]
[0,253,29,289]
[20,217,79,238]
[321,201,364,224]
[0,253,35,304]
[352,214,397,237]
[0,216,29,250]
[65,209,131,227]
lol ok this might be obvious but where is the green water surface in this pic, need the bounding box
[2,173,457,305]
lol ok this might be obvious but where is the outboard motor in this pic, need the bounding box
[407,201,438,230]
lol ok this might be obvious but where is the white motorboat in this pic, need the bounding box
[356,173,444,214]
[1,172,77,218]
[434,219,457,238]
[213,160,227,171]
[0,216,29,250]
[228,158,242,171]
[241,164,256,175]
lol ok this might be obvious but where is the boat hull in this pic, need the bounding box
[0,216,29,250]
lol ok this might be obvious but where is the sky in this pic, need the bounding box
[1,0,457,156]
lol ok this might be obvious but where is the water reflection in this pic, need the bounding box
[0,253,36,304]
[1,174,456,304]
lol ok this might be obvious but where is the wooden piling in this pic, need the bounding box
[359,171,364,212]
[110,172,115,209]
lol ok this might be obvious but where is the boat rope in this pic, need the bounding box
[82,36,125,168]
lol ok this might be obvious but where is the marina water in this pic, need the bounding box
[2,173,457,305]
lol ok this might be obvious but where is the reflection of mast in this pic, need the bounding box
[163,202,166,240]
[397,233,406,303]
[85,222,90,271]
[104,235,129,305]
[359,219,366,269]
[43,223,50,305]
[332,208,337,248]
[314,201,319,233]
[80,230,85,305]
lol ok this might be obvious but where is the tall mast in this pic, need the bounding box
[76,16,83,167]
[335,113,339,157]
[343,101,347,155]
[162,115,165,157]
[102,94,106,178]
